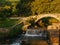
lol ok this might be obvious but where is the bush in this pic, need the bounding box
[8,23,23,38]
[0,21,23,39]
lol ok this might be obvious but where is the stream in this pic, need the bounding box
[0,30,59,45]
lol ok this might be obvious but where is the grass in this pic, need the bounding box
[0,18,23,39]
[0,18,18,28]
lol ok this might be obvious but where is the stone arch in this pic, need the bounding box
[35,14,60,22]
[34,14,60,30]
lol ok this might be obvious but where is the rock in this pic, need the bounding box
[0,28,9,33]
[52,43,59,45]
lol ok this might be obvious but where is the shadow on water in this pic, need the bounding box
[0,30,59,45]
[0,35,49,45]
[0,34,22,45]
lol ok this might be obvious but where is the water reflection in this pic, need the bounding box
[0,30,59,45]
[11,42,20,45]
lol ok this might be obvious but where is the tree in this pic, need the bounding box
[16,0,60,16]
[16,0,51,16]
[5,1,12,6]
[16,0,33,16]
[0,0,6,6]
[0,6,13,20]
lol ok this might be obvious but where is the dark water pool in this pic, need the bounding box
[0,30,59,45]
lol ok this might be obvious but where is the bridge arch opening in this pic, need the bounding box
[35,17,60,30]
[35,14,60,22]
[36,17,59,23]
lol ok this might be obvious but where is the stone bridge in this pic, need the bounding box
[34,14,60,22]
[11,14,60,30]
[22,14,60,30]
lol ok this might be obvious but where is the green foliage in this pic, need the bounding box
[0,21,23,38]
[0,32,5,38]
[0,0,6,6]
[0,0,11,7]
[0,0,15,17]
[8,23,23,38]
[0,0,60,17]
[0,19,18,28]
[0,6,13,18]
[0,9,10,17]
[16,0,60,16]
[16,0,32,16]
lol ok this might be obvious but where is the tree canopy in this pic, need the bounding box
[0,0,60,17]
[16,0,60,16]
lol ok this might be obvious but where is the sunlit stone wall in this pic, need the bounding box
[47,22,60,30]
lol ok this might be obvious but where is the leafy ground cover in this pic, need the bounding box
[0,18,18,28]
